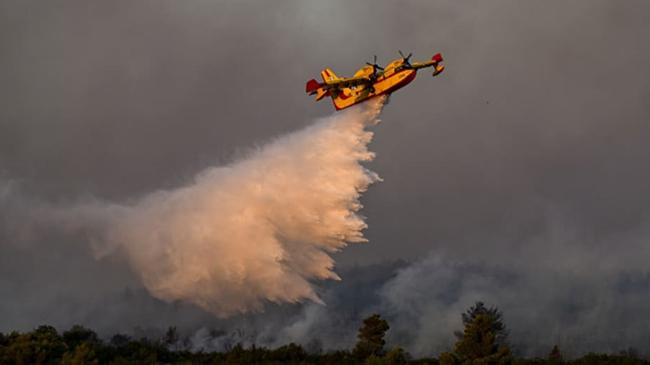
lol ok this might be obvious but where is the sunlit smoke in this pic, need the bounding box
[73,99,384,316]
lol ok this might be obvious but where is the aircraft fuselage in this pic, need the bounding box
[331,68,417,110]
[306,52,444,111]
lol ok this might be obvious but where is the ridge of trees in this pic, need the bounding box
[0,302,647,365]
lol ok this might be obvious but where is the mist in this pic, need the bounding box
[2,0,650,359]
[2,100,384,317]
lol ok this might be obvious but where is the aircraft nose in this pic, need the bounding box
[433,64,445,76]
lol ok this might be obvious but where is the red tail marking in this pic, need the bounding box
[432,53,443,63]
[306,79,322,94]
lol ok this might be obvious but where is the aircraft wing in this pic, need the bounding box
[322,76,372,90]
[306,67,374,101]
[306,74,372,101]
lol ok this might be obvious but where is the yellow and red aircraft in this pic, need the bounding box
[306,51,444,110]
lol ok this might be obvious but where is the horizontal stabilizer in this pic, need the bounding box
[321,68,340,82]
[315,88,330,101]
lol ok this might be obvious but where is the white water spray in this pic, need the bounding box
[90,99,385,316]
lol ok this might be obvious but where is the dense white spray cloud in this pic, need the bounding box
[73,99,385,316]
[1,99,384,318]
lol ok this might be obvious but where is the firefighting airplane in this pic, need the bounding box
[305,51,444,110]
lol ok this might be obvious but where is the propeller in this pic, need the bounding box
[366,55,384,71]
[365,55,384,86]
[398,50,413,68]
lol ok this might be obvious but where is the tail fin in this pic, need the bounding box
[320,68,340,82]
[306,78,330,102]
[306,79,322,95]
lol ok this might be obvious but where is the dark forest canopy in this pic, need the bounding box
[1,303,647,365]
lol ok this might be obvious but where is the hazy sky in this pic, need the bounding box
[2,0,650,356]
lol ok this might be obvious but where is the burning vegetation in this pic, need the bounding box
[0,302,645,365]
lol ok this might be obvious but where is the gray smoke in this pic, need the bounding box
[1,0,650,359]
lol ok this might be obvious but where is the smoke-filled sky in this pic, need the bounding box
[2,0,650,357]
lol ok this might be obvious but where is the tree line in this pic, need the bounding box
[0,301,646,364]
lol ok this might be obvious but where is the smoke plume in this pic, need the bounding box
[3,99,384,317]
